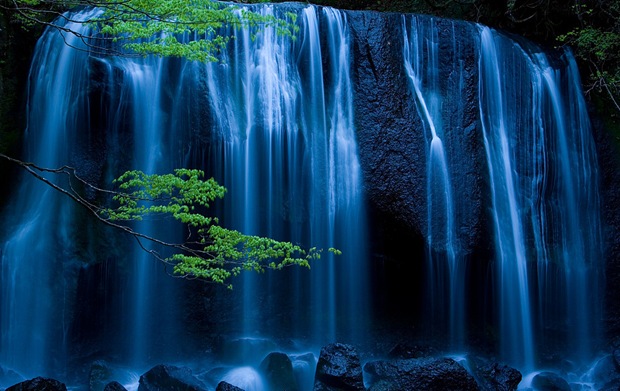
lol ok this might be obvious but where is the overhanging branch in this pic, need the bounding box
[0,152,218,278]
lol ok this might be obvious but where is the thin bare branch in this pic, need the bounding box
[0,152,220,276]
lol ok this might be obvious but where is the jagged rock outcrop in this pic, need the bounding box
[364,357,479,390]
[466,356,522,391]
[6,377,67,391]
[215,382,244,391]
[313,343,365,391]
[138,364,206,391]
[103,381,127,391]
[347,10,485,254]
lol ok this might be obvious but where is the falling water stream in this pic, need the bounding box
[0,4,605,389]
[478,27,535,369]
[195,4,368,346]
[1,3,369,387]
[478,26,602,370]
[402,16,465,348]
[0,10,99,377]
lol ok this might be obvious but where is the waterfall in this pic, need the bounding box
[478,26,603,369]
[0,3,369,380]
[534,52,603,362]
[0,2,605,386]
[198,4,369,344]
[322,6,368,344]
[478,26,535,369]
[111,55,182,368]
[0,10,99,377]
[402,15,468,347]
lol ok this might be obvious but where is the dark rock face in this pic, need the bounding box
[138,364,206,391]
[347,10,485,253]
[313,343,365,391]
[592,109,620,340]
[347,10,427,242]
[215,382,244,391]
[89,360,112,391]
[259,352,298,391]
[6,377,67,391]
[364,357,479,391]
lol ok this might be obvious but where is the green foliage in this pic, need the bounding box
[101,169,336,288]
[94,0,298,62]
[557,3,620,110]
[3,1,325,287]
[103,169,225,225]
[9,0,299,62]
[7,0,76,28]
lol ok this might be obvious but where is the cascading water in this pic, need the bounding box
[322,7,369,344]
[0,11,99,378]
[0,2,369,384]
[532,52,603,363]
[478,26,603,370]
[478,27,536,369]
[397,16,603,373]
[402,16,467,347]
[113,55,183,368]
[0,2,607,388]
[197,4,368,345]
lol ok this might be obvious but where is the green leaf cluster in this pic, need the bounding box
[102,168,225,225]
[101,169,336,288]
[94,0,299,62]
[557,3,620,107]
[10,0,299,62]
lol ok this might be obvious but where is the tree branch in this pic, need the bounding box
[0,152,215,277]
[1,152,324,286]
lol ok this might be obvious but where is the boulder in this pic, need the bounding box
[530,372,570,391]
[6,377,67,391]
[313,343,365,391]
[215,382,244,391]
[89,360,134,391]
[364,357,479,391]
[259,352,298,391]
[466,356,521,390]
[138,364,206,391]
[103,381,127,391]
